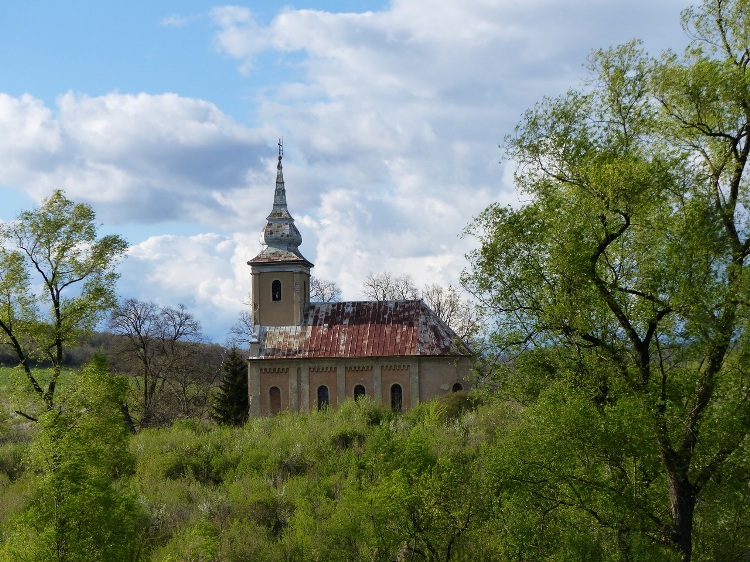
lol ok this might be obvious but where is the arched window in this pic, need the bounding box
[272,280,282,301]
[390,384,403,412]
[317,385,330,410]
[354,384,366,400]
[269,386,281,415]
[451,382,463,392]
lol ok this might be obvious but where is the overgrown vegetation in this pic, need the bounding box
[0,386,496,561]
[2,377,748,561]
[461,1,750,559]
[2,1,750,560]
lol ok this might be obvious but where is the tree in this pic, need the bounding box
[0,190,128,417]
[310,277,342,302]
[0,358,144,561]
[421,283,480,342]
[363,272,480,341]
[463,2,750,560]
[362,271,419,301]
[227,309,253,349]
[213,347,249,426]
[108,299,215,428]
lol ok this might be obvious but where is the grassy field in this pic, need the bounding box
[0,365,75,388]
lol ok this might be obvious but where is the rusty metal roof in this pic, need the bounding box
[256,300,472,359]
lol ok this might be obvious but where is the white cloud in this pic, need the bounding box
[207,0,690,304]
[120,231,261,343]
[1,0,692,341]
[0,91,270,228]
[160,14,199,28]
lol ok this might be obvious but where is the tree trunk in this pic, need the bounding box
[666,466,695,561]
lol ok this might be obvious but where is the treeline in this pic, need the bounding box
[0,329,227,428]
[0,331,224,370]
[0,331,107,368]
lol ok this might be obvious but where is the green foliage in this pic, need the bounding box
[462,2,750,559]
[0,190,128,413]
[212,347,248,426]
[151,518,219,562]
[0,359,145,562]
[105,396,513,561]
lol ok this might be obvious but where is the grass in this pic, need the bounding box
[0,365,75,388]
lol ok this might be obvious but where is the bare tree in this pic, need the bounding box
[362,272,480,342]
[227,309,253,348]
[421,283,480,342]
[310,277,342,302]
[362,271,419,301]
[108,299,217,428]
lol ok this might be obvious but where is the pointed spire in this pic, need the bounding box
[249,140,312,266]
[273,138,288,210]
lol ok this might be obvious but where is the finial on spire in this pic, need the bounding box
[277,137,283,168]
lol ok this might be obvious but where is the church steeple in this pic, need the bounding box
[247,140,313,329]
[259,140,304,254]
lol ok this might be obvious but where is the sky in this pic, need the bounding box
[0,0,692,343]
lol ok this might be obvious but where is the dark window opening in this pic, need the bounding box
[317,385,330,410]
[269,386,281,415]
[272,280,282,301]
[390,384,403,412]
[451,382,463,392]
[354,384,366,400]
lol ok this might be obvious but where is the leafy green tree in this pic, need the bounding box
[366,423,493,562]
[0,358,144,562]
[463,1,750,560]
[213,347,249,426]
[0,190,128,417]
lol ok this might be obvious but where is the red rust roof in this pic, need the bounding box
[256,300,471,359]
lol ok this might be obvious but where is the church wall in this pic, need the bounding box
[380,364,412,411]
[258,367,290,416]
[345,366,375,401]
[308,367,338,410]
[417,356,473,402]
[249,354,472,416]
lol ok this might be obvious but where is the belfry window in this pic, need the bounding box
[272,280,282,301]
[390,384,403,412]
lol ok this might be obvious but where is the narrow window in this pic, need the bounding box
[317,385,330,410]
[390,384,403,412]
[452,382,463,392]
[269,386,281,415]
[272,280,282,301]
[354,384,366,400]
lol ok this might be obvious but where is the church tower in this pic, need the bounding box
[247,141,313,327]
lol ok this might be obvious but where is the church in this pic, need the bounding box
[247,146,473,416]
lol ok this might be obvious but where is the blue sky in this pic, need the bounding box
[0,0,691,342]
